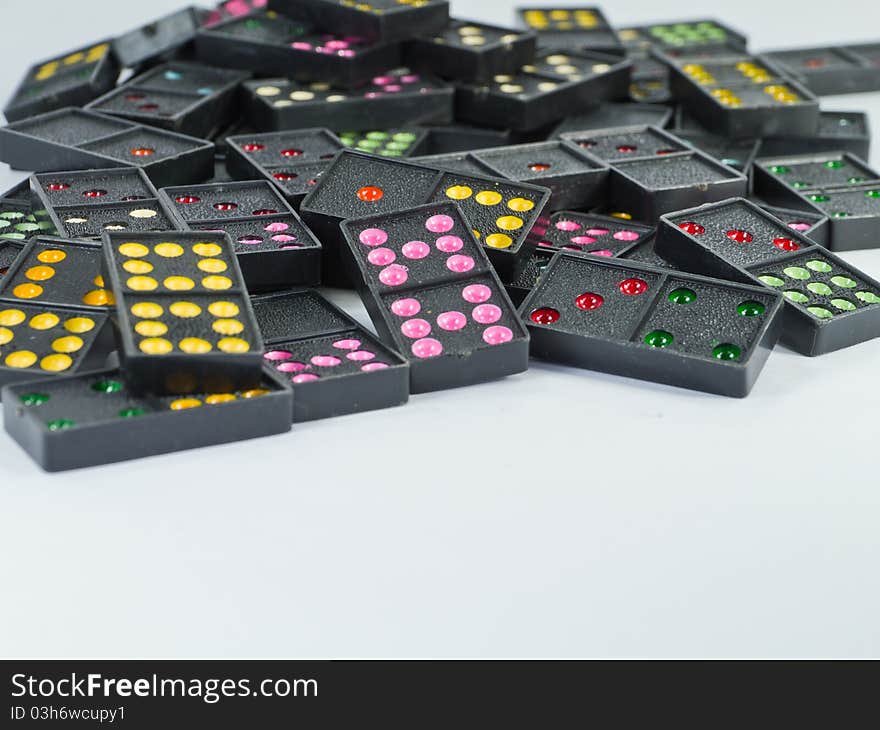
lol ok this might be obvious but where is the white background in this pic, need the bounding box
[1,0,879,658]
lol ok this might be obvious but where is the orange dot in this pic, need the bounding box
[131,147,155,156]
[37,249,66,263]
[357,186,383,202]
[13,283,43,299]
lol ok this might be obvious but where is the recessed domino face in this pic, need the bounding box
[762,155,879,190]
[338,129,425,158]
[533,212,653,256]
[0,304,106,376]
[25,43,111,86]
[614,152,741,188]
[0,239,113,310]
[435,19,528,48]
[565,127,688,161]
[475,142,603,181]
[51,202,173,239]
[526,50,621,81]
[164,182,288,222]
[680,58,779,87]
[78,127,208,166]
[230,130,343,166]
[0,242,24,279]
[131,63,247,94]
[0,212,53,242]
[519,7,607,31]
[478,71,574,101]
[90,89,204,120]
[34,169,154,206]
[800,185,880,219]
[639,21,736,48]
[193,216,320,255]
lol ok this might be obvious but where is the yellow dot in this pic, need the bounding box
[123,259,153,274]
[197,258,228,273]
[169,301,202,318]
[13,283,43,299]
[507,197,535,212]
[202,276,232,290]
[52,336,83,353]
[64,317,95,333]
[218,338,250,353]
[62,52,84,65]
[135,321,168,337]
[212,319,244,335]
[241,389,269,399]
[126,276,158,291]
[206,394,236,404]
[139,338,173,355]
[154,242,184,257]
[5,351,37,369]
[29,313,60,330]
[446,185,473,200]
[129,208,157,219]
[289,91,315,101]
[486,233,513,249]
[208,301,239,317]
[40,354,73,372]
[0,327,13,345]
[0,309,26,326]
[83,290,114,306]
[255,86,281,96]
[500,84,524,93]
[131,302,163,319]
[475,190,502,206]
[537,82,558,92]
[496,216,524,231]
[473,229,481,239]
[163,276,195,291]
[170,398,202,410]
[37,249,66,263]
[119,242,149,258]
[193,242,222,257]
[178,338,212,354]
[93,275,105,288]
[611,212,632,220]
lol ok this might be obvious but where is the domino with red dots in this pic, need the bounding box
[521,251,784,397]
[340,202,529,392]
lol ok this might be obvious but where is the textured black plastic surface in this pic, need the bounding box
[673,131,760,175]
[521,251,782,396]
[617,19,747,53]
[550,103,674,137]
[561,124,689,162]
[517,7,623,55]
[3,40,119,123]
[504,248,555,305]
[655,198,880,355]
[421,124,513,154]
[752,201,829,247]
[410,152,499,176]
[0,242,25,280]
[2,367,292,472]
[763,46,880,97]
[252,289,408,422]
[112,6,204,67]
[101,231,264,394]
[760,111,871,160]
[339,202,529,392]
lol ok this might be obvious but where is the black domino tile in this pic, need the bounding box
[560,124,689,162]
[760,111,870,160]
[517,7,624,55]
[530,211,654,256]
[112,6,205,68]
[762,46,880,97]
[550,102,674,137]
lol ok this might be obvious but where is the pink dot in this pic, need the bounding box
[292,373,319,383]
[462,284,492,303]
[472,304,502,324]
[537,241,554,248]
[347,350,375,361]
[483,326,514,345]
[570,236,597,245]
[332,339,361,350]
[383,84,402,92]
[271,234,297,243]
[379,265,408,286]
[277,361,308,372]
[401,318,431,339]
[555,220,581,231]
[447,255,474,273]
[591,249,614,257]
[437,311,467,331]
[238,235,262,245]
[613,230,641,241]
[400,74,420,83]
[264,222,289,232]
[281,244,302,250]
[264,350,292,361]
[586,228,610,236]
[789,222,811,232]
[361,362,389,372]
[359,228,387,246]
[311,355,342,367]
[291,42,312,50]
[390,298,420,317]
[338,49,355,58]
[411,338,443,358]
[325,40,349,50]
[365,91,382,99]
[368,247,396,266]
[426,214,454,233]
[402,240,430,259]
[435,235,463,252]
[373,75,394,85]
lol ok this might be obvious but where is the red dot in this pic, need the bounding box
[617,145,638,153]
[175,195,200,204]
[130,148,154,156]
[726,229,753,243]
[530,307,559,324]
[578,140,597,149]
[656,148,677,155]
[357,186,383,202]
[138,103,159,111]
[46,182,70,191]
[773,237,800,251]
[213,202,238,211]
[805,58,826,68]
[529,163,551,172]
[575,292,604,311]
[678,222,705,235]
[125,93,145,101]
[252,208,277,215]
[241,143,265,152]
[307,179,318,186]
[273,172,297,181]
[82,189,107,198]
[281,148,303,157]
[619,278,648,295]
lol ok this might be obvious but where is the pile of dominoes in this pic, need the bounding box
[1,1,879,470]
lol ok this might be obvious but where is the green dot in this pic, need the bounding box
[848,177,865,184]
[366,131,389,141]
[784,266,810,280]
[37,221,55,231]
[379,150,402,157]
[737,301,765,316]
[644,330,673,347]
[0,211,24,220]
[784,290,810,303]
[15,222,40,233]
[392,132,417,142]
[668,287,697,304]
[0,220,9,230]
[119,408,145,418]
[47,419,76,431]
[1,233,27,240]
[759,275,784,287]
[833,211,849,218]
[830,298,856,311]
[866,190,880,198]
[856,291,880,304]
[807,306,834,319]
[809,193,829,202]
[806,260,832,273]
[20,392,50,406]
[830,275,856,288]
[825,160,845,169]
[92,380,123,394]
[712,343,741,360]
[807,282,832,296]
[244,18,261,29]
[793,181,810,189]
[770,165,790,174]
[386,141,410,151]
